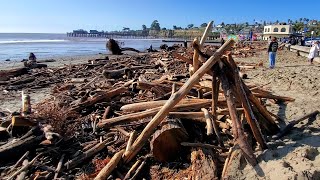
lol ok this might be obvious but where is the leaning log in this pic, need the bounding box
[122,39,235,163]
[273,110,319,139]
[219,63,257,166]
[150,118,188,162]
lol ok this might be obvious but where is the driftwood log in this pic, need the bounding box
[106,39,140,55]
[122,39,235,163]
[150,118,188,162]
[0,68,29,81]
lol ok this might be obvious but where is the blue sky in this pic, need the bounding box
[1,0,319,33]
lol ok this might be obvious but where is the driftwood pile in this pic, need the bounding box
[1,22,317,180]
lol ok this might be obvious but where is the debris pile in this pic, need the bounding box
[1,22,317,180]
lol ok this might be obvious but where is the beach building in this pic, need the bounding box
[263,25,292,40]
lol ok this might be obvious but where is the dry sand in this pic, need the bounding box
[229,50,320,179]
[1,49,320,179]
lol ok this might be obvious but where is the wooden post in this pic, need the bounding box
[192,21,213,73]
[122,39,235,163]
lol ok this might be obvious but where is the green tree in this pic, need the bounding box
[293,22,304,32]
[173,25,177,30]
[142,25,147,31]
[221,22,225,27]
[187,24,194,29]
[200,23,208,27]
[150,20,161,31]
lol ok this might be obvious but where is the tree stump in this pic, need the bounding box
[150,117,188,162]
[189,148,218,180]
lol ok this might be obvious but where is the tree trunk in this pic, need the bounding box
[151,118,188,162]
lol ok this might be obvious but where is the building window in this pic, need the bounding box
[281,28,286,32]
[268,28,270,32]
[265,28,267,32]
[273,28,279,32]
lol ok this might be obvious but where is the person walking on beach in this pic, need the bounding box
[308,41,320,64]
[267,37,278,69]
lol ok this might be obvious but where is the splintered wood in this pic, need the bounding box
[1,23,308,179]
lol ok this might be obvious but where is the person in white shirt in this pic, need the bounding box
[308,41,320,64]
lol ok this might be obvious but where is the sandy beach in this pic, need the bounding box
[0,46,320,179]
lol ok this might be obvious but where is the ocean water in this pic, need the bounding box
[0,33,175,61]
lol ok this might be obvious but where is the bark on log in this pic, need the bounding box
[64,137,113,170]
[0,68,29,81]
[122,39,235,163]
[226,55,267,149]
[70,86,128,112]
[189,148,218,180]
[0,134,43,163]
[94,149,125,180]
[150,118,188,162]
[219,64,257,166]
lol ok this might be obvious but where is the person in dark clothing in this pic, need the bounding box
[29,52,36,62]
[267,37,278,69]
[221,38,225,46]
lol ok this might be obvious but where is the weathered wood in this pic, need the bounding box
[10,77,35,86]
[274,110,319,139]
[181,142,226,150]
[16,159,29,180]
[123,159,142,180]
[150,118,188,162]
[94,149,125,180]
[70,86,127,112]
[226,54,267,149]
[7,152,43,180]
[201,108,214,136]
[245,87,279,134]
[0,135,43,163]
[99,100,213,128]
[129,157,147,180]
[253,93,295,102]
[211,67,224,147]
[189,148,218,180]
[192,21,213,73]
[106,39,140,55]
[0,68,29,81]
[120,98,213,112]
[102,106,111,119]
[54,154,65,179]
[64,137,113,170]
[122,39,235,163]
[126,131,137,154]
[219,64,257,166]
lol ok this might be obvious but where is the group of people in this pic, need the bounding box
[267,36,319,68]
